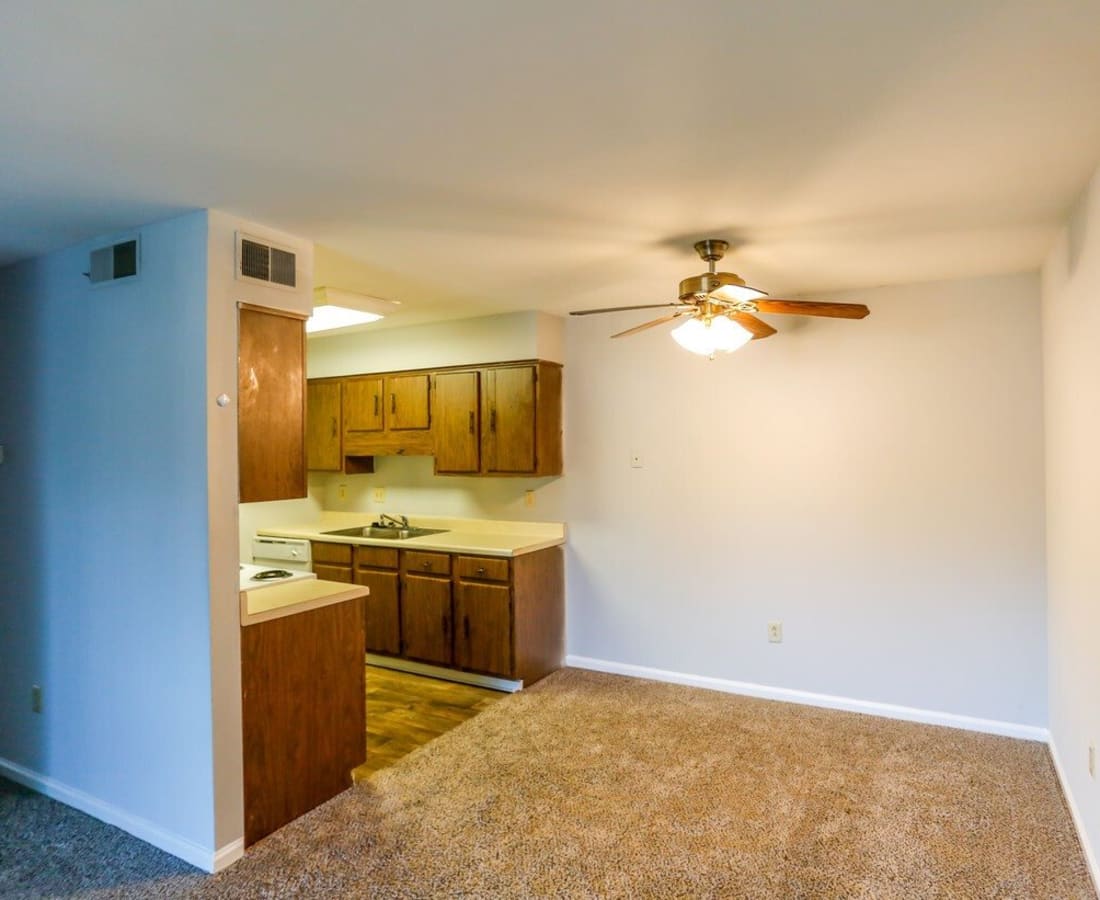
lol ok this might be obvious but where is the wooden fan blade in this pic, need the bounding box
[728,311,777,340]
[754,299,869,319]
[570,303,688,316]
[610,312,686,339]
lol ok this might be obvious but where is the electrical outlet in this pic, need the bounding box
[372,487,386,503]
[767,621,783,643]
[338,483,347,500]
[630,451,643,469]
[31,685,42,714]
[524,490,535,508]
[1090,743,1096,779]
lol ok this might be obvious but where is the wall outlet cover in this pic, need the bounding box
[767,621,783,643]
[372,487,385,503]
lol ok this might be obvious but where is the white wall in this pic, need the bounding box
[565,272,1047,728]
[1041,174,1100,881]
[307,310,563,378]
[0,213,218,863]
[206,210,314,859]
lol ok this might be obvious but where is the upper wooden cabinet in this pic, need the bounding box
[482,362,561,476]
[341,373,433,457]
[238,305,307,503]
[433,370,481,474]
[306,381,342,472]
[306,360,562,477]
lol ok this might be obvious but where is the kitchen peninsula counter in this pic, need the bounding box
[240,578,368,626]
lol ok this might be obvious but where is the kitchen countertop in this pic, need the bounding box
[257,512,566,558]
[240,579,369,627]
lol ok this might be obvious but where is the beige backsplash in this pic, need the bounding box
[320,455,566,522]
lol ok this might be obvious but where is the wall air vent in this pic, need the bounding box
[236,232,297,289]
[86,237,139,285]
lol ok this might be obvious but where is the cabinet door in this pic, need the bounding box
[306,381,342,471]
[483,365,537,474]
[238,306,307,502]
[356,569,400,655]
[386,374,431,431]
[343,377,384,433]
[401,574,452,665]
[433,371,480,474]
[454,580,512,677]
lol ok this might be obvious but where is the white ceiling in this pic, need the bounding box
[3,0,1100,321]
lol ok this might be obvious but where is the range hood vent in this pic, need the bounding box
[87,237,139,284]
[236,232,297,289]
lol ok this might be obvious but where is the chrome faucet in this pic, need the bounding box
[379,513,409,529]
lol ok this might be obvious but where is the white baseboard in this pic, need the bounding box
[0,755,238,873]
[1047,738,1100,895]
[565,655,1049,742]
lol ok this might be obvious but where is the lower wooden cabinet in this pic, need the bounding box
[401,573,453,665]
[240,595,366,847]
[311,541,353,583]
[310,540,564,684]
[454,579,511,676]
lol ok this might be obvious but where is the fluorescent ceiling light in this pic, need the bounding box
[307,286,400,334]
[306,305,383,333]
[670,315,752,357]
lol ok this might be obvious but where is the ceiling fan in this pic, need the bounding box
[569,239,870,357]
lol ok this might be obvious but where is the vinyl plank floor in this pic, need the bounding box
[353,665,504,781]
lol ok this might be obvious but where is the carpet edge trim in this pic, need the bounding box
[565,656,1049,741]
[0,755,236,873]
[1048,737,1100,896]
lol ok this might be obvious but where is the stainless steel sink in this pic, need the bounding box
[321,525,448,540]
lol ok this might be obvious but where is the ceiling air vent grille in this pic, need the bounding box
[236,232,297,289]
[86,237,139,285]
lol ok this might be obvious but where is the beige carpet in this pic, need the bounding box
[197,668,1093,899]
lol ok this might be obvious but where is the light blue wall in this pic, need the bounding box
[0,211,215,850]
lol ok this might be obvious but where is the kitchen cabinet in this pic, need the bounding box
[401,572,453,666]
[343,373,433,457]
[311,542,353,583]
[432,370,480,474]
[481,362,562,476]
[354,546,400,655]
[240,594,366,846]
[454,579,511,676]
[238,305,307,502]
[359,544,563,684]
[305,359,561,476]
[306,381,342,471]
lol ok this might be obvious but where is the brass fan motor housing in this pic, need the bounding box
[678,270,750,300]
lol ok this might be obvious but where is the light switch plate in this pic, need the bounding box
[372,487,385,503]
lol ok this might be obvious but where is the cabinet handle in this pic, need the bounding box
[463,615,470,640]
[442,614,448,635]
[422,561,432,570]
[330,417,337,439]
[468,410,475,434]
[373,394,379,416]
[490,408,496,432]
[391,393,396,414]
[476,566,486,576]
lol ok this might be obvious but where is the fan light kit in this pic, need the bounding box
[570,239,870,358]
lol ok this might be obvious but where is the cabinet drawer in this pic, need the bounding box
[355,546,399,570]
[314,563,353,584]
[312,542,353,566]
[454,555,510,582]
[402,550,451,576]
